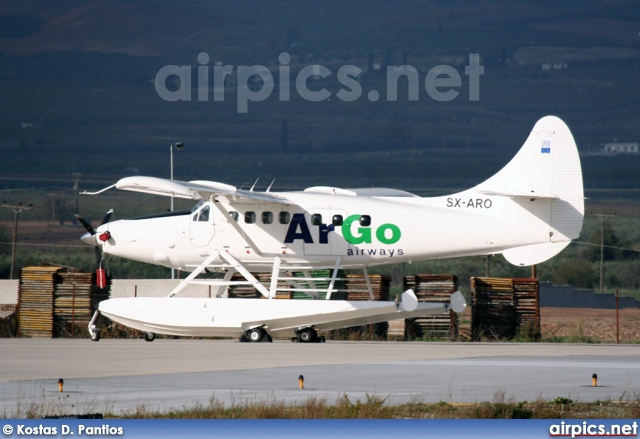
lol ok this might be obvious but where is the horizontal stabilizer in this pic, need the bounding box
[477,190,557,199]
[502,241,571,266]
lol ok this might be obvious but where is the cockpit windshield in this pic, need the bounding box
[191,200,205,213]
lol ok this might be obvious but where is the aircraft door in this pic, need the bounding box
[303,209,350,256]
[189,203,215,247]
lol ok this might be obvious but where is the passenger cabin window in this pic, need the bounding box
[332,215,343,226]
[245,211,256,224]
[360,215,371,227]
[262,212,273,224]
[229,211,239,222]
[279,212,290,224]
[311,214,322,226]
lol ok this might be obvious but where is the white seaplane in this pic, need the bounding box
[82,115,583,343]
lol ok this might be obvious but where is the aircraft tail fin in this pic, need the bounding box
[475,116,584,265]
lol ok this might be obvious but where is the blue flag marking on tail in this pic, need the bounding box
[541,140,551,153]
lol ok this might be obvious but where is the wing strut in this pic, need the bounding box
[172,256,376,302]
[219,251,271,298]
[171,251,271,298]
[268,256,282,299]
[216,269,235,298]
[363,267,374,300]
[168,251,221,298]
[326,256,342,300]
[209,198,264,256]
[267,257,349,300]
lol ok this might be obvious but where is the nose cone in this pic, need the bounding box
[81,231,97,246]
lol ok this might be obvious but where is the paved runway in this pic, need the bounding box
[1,339,639,416]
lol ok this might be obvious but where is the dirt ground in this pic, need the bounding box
[540,307,640,343]
[455,306,640,343]
[0,220,83,246]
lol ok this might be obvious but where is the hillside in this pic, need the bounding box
[0,0,638,198]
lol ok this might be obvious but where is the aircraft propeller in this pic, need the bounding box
[76,209,113,268]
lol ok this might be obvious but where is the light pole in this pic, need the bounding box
[589,212,615,293]
[72,173,81,215]
[170,142,185,279]
[2,202,33,279]
[170,142,185,211]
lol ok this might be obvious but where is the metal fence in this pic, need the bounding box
[540,282,640,309]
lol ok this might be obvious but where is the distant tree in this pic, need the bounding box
[0,225,9,255]
[551,260,595,288]
[48,195,74,225]
[588,222,634,262]
[604,260,640,290]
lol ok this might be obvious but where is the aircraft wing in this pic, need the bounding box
[86,177,420,204]
[85,176,289,204]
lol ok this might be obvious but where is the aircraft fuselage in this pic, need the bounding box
[94,189,554,272]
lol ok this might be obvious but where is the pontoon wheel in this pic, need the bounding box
[299,328,317,343]
[248,328,264,342]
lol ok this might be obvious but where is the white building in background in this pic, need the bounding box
[601,142,639,155]
[542,62,568,70]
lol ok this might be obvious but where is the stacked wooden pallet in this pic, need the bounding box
[470,277,539,340]
[228,273,271,298]
[18,266,110,338]
[513,278,541,339]
[18,266,61,338]
[54,272,110,338]
[402,274,459,340]
[227,271,388,302]
[471,277,516,340]
[55,272,93,315]
[226,272,294,299]
[274,289,293,300]
[331,274,392,340]
[292,270,347,300]
[387,319,407,339]
[226,270,350,299]
[345,274,390,301]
